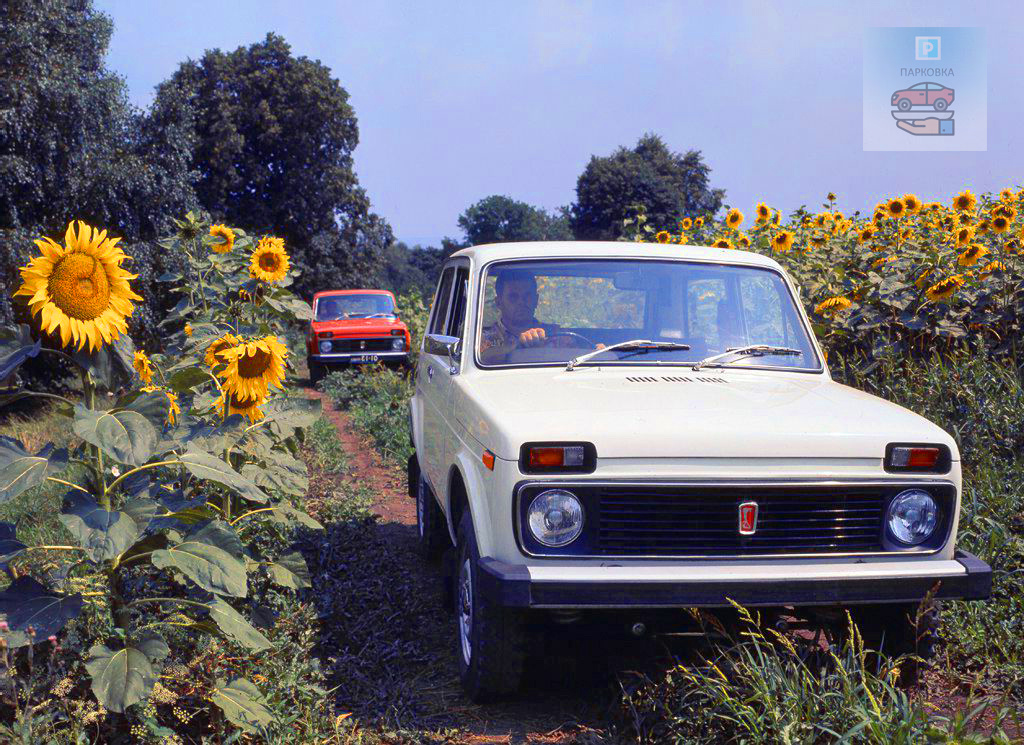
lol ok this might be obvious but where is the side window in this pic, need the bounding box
[446,268,470,340]
[429,268,455,336]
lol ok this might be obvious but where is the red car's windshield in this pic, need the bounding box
[315,294,395,321]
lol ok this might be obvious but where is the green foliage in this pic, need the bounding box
[457,195,572,246]
[320,368,413,468]
[381,242,451,299]
[151,33,393,301]
[571,133,724,240]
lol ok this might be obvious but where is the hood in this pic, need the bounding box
[454,368,958,462]
[311,318,406,336]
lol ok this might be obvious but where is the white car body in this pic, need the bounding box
[409,241,989,612]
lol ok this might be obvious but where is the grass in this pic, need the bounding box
[318,368,413,468]
[309,415,349,475]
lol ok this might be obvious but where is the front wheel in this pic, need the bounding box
[849,601,940,687]
[308,357,326,386]
[415,474,448,561]
[934,98,948,111]
[455,512,526,701]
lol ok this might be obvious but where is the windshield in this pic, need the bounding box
[315,293,395,321]
[475,259,820,370]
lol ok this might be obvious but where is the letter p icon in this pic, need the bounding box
[916,36,941,60]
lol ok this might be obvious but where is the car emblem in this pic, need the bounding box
[738,501,759,535]
[360,340,366,350]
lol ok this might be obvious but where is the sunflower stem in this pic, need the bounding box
[81,370,109,508]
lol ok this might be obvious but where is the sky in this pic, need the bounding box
[95,0,1024,247]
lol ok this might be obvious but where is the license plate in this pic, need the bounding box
[351,354,380,364]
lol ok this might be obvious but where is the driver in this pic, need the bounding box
[479,270,569,363]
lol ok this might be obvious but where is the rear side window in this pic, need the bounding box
[429,268,455,336]
[447,268,470,339]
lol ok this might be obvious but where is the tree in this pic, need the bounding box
[151,33,392,299]
[0,0,196,339]
[570,134,724,240]
[457,195,572,246]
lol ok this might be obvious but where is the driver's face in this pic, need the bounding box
[496,279,538,329]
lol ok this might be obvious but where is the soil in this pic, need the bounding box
[301,385,1022,745]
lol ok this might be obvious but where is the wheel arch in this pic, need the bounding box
[446,455,493,555]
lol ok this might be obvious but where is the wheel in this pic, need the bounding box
[543,330,595,347]
[308,357,326,385]
[897,98,911,111]
[415,474,448,561]
[455,511,526,701]
[849,601,940,687]
[934,98,948,111]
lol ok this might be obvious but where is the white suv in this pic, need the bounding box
[408,241,991,700]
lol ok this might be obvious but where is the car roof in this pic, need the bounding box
[448,240,785,271]
[312,289,396,300]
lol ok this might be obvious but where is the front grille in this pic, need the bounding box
[329,338,393,353]
[596,485,887,556]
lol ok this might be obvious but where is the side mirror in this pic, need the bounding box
[425,333,462,374]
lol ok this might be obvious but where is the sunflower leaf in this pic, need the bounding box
[258,397,322,439]
[73,405,158,467]
[211,678,274,732]
[206,598,272,651]
[85,642,157,714]
[0,441,69,504]
[0,576,83,639]
[179,447,269,504]
[266,550,311,590]
[151,528,248,597]
[59,492,141,563]
[0,324,41,380]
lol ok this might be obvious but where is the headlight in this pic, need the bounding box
[392,337,405,351]
[319,340,333,353]
[886,489,938,545]
[527,489,583,547]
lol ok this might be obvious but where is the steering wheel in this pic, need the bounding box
[538,330,595,348]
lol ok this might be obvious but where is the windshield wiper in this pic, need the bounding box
[365,312,395,318]
[565,339,691,372]
[691,344,802,371]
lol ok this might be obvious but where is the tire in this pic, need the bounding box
[308,358,326,386]
[897,98,911,111]
[415,474,448,561]
[934,98,948,111]
[455,511,526,701]
[850,601,940,687]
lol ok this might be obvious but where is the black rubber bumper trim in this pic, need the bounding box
[476,550,992,609]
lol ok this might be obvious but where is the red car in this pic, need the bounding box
[891,82,954,111]
[306,289,411,383]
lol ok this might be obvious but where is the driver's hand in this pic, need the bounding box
[593,342,606,350]
[518,328,547,347]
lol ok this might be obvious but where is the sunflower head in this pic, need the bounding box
[995,204,1018,220]
[655,231,671,244]
[694,217,704,228]
[814,296,852,315]
[726,208,744,229]
[204,332,240,369]
[737,234,751,248]
[755,203,771,222]
[810,234,827,247]
[886,198,906,218]
[953,189,977,213]
[216,391,265,424]
[992,215,1011,234]
[133,350,154,384]
[954,226,974,246]
[218,335,289,400]
[1000,188,1016,202]
[902,194,922,213]
[680,217,693,231]
[712,238,733,249]
[184,323,193,337]
[958,244,989,267]
[925,274,966,302]
[871,256,896,270]
[979,260,1007,279]
[249,236,290,282]
[13,221,142,351]
[209,224,235,254]
[857,227,876,245]
[771,230,794,253]
[826,192,837,202]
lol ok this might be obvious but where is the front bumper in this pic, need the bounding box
[309,351,408,361]
[477,550,992,609]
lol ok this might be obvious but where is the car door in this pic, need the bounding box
[439,264,471,472]
[418,266,456,491]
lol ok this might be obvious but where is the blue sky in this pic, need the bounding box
[96,1,1024,246]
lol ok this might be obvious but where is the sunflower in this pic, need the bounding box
[249,236,290,282]
[954,226,974,246]
[755,203,771,223]
[815,296,851,315]
[872,256,896,269]
[925,274,966,302]
[814,213,832,229]
[204,332,240,369]
[771,230,794,253]
[770,210,781,225]
[712,238,733,249]
[915,269,933,289]
[958,244,989,266]
[133,350,154,384]
[872,210,886,226]
[694,217,704,228]
[736,233,751,248]
[857,226,876,245]
[141,385,180,426]
[14,221,142,352]
[216,391,265,424]
[184,323,193,337]
[979,260,1007,279]
[726,208,744,230]
[901,196,921,215]
[826,192,837,202]
[209,224,235,254]
[977,219,990,235]
[680,217,693,231]
[218,334,288,400]
[991,215,1011,234]
[952,189,977,212]
[885,198,906,218]
[655,231,671,244]
[1000,188,1016,202]
[809,233,827,248]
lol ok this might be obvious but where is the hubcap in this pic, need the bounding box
[458,558,473,665]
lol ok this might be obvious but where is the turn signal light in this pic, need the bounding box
[519,442,596,474]
[529,446,583,468]
[482,450,495,471]
[318,331,333,338]
[885,444,951,473]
